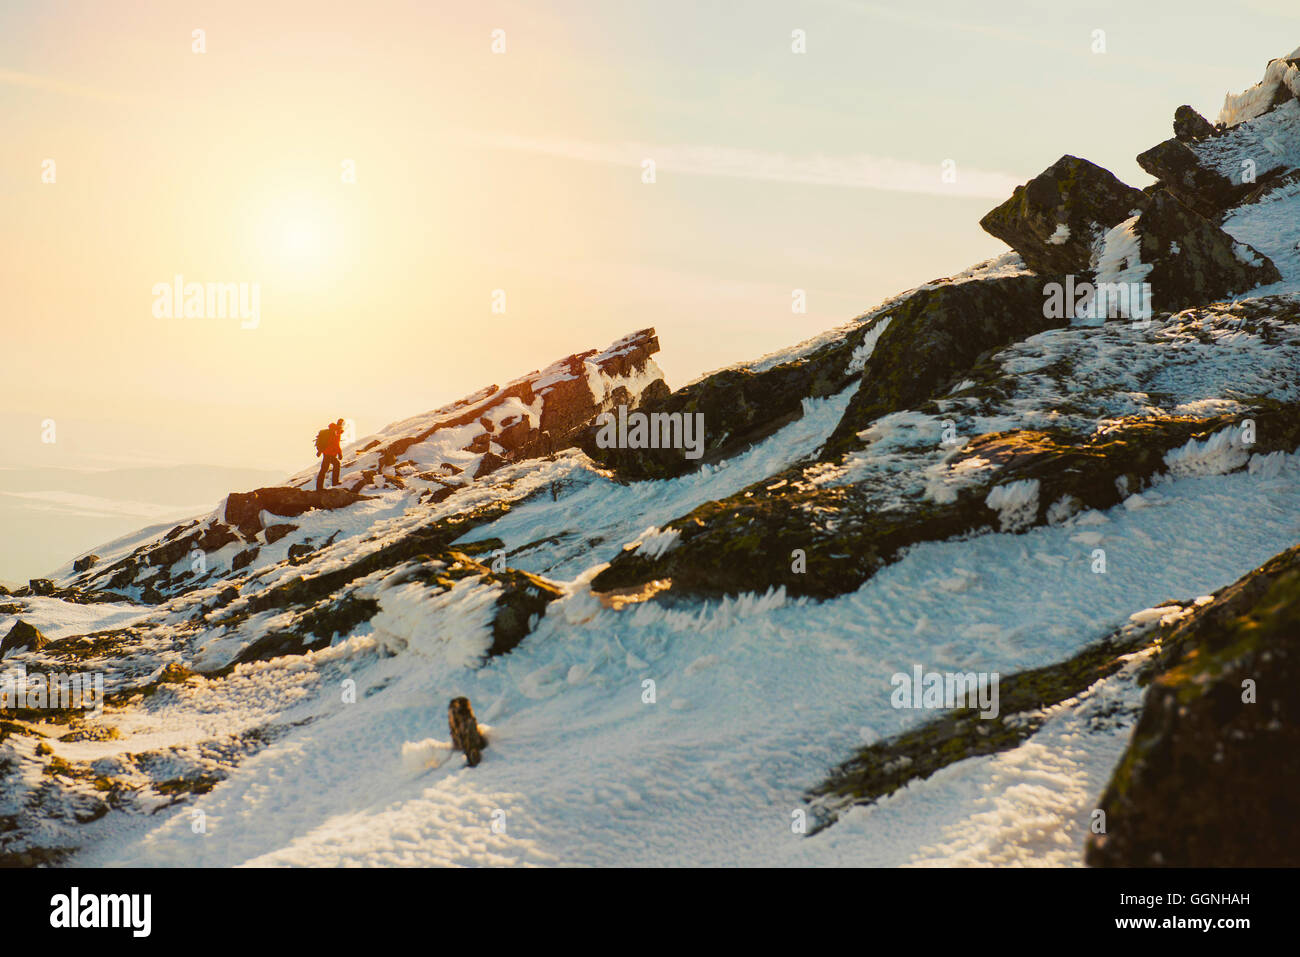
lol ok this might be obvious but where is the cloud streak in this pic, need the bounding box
[464,131,1024,199]
[0,68,141,104]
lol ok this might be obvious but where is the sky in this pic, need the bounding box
[1,0,1297,476]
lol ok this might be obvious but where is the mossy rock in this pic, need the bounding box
[1087,543,1300,866]
[823,274,1063,458]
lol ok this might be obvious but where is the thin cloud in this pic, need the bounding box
[0,68,141,105]
[464,131,1023,199]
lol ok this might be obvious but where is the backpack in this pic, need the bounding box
[314,428,334,456]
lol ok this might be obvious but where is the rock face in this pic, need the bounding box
[1123,190,1281,312]
[308,328,668,491]
[223,487,370,538]
[1136,138,1244,218]
[1087,544,1300,867]
[824,274,1059,456]
[978,155,1149,275]
[448,697,487,767]
[1138,98,1300,218]
[582,319,883,479]
[1173,104,1216,141]
[1,620,48,657]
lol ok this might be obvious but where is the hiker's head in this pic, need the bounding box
[333,419,345,432]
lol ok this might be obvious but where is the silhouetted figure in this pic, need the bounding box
[315,419,344,491]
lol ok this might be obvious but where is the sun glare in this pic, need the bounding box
[252,191,342,274]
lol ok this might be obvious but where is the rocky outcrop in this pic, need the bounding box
[223,487,369,538]
[809,610,1168,831]
[311,329,668,492]
[581,318,886,479]
[979,155,1149,275]
[594,406,1300,602]
[1087,543,1300,867]
[72,555,98,573]
[823,274,1060,457]
[1136,138,1247,218]
[1138,98,1300,218]
[1121,190,1281,312]
[1,620,48,657]
[1173,104,1216,141]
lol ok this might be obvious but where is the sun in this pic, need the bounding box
[252,191,342,275]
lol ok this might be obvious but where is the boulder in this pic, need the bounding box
[1107,190,1282,313]
[824,274,1061,456]
[448,696,487,767]
[72,554,99,573]
[263,524,297,545]
[231,547,260,572]
[1,620,48,657]
[28,579,56,596]
[978,155,1149,275]
[1172,104,1216,141]
[1087,543,1300,866]
[1136,138,1242,218]
[223,487,371,538]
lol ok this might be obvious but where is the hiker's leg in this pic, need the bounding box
[316,458,328,492]
[331,456,340,486]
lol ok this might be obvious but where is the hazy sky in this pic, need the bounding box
[2,0,1295,474]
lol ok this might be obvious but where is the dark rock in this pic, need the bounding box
[230,594,380,665]
[263,524,297,545]
[224,487,371,538]
[230,547,260,572]
[448,696,487,767]
[809,615,1167,831]
[28,579,56,596]
[473,452,506,478]
[979,155,1149,275]
[197,523,240,553]
[1,620,48,657]
[1173,104,1216,141]
[824,274,1062,457]
[140,585,166,605]
[1136,138,1243,218]
[351,329,667,486]
[287,543,315,564]
[72,554,99,573]
[1087,543,1300,866]
[1131,190,1281,312]
[482,564,564,657]
[596,406,1300,602]
[582,316,887,479]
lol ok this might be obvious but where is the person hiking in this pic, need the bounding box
[315,419,345,491]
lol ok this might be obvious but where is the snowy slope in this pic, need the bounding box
[4,52,1300,869]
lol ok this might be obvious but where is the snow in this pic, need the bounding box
[1218,48,1300,127]
[1047,223,1070,245]
[985,479,1040,532]
[845,315,892,376]
[631,526,681,560]
[8,94,1300,866]
[48,447,1300,867]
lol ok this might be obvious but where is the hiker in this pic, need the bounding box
[315,419,345,491]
